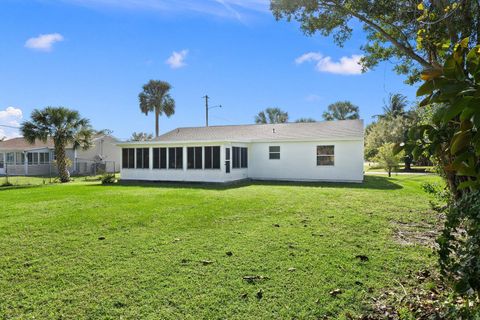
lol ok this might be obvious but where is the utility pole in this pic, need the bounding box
[203,95,222,127]
[203,95,209,127]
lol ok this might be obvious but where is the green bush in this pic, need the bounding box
[438,191,480,313]
[101,174,117,185]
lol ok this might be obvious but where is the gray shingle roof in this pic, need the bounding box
[152,120,363,142]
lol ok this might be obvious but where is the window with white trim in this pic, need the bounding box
[122,148,135,169]
[153,148,167,169]
[204,146,220,169]
[317,145,335,166]
[269,146,280,160]
[136,148,149,169]
[168,147,183,169]
[187,147,203,169]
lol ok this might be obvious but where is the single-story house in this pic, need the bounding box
[0,134,121,176]
[119,120,364,183]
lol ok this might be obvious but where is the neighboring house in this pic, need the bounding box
[119,120,364,183]
[0,134,121,176]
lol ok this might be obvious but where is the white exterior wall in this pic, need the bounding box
[120,139,363,183]
[121,143,242,183]
[76,136,121,172]
[248,140,364,182]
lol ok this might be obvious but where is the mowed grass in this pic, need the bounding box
[0,175,441,319]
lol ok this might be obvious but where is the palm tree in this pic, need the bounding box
[322,101,360,121]
[139,80,175,137]
[295,118,316,123]
[377,93,408,119]
[255,108,289,124]
[130,132,153,141]
[20,107,93,183]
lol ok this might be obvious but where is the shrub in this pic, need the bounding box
[438,191,480,311]
[101,174,117,185]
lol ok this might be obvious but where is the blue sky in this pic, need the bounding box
[0,0,417,140]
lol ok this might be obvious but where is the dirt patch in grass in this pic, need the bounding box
[391,213,444,249]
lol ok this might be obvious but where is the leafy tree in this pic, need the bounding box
[20,107,93,183]
[130,132,153,141]
[376,93,409,119]
[139,80,175,137]
[403,38,480,197]
[295,117,316,123]
[401,39,480,309]
[271,0,480,83]
[255,108,289,124]
[375,143,404,177]
[322,101,359,121]
[95,128,113,136]
[365,116,411,160]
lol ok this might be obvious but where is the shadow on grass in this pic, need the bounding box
[96,175,402,191]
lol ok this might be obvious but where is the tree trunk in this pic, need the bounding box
[155,108,160,137]
[55,142,70,183]
[388,168,392,177]
[404,155,412,171]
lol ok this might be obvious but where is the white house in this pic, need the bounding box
[0,134,121,176]
[119,120,364,183]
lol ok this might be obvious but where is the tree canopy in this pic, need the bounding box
[271,0,480,83]
[20,107,93,183]
[295,117,317,123]
[130,132,153,141]
[255,108,289,124]
[139,80,175,137]
[322,101,360,121]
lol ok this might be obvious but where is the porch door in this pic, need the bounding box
[225,148,230,174]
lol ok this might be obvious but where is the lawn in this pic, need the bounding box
[0,175,442,319]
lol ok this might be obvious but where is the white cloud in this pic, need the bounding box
[0,107,23,140]
[166,50,188,69]
[295,52,364,75]
[25,33,64,52]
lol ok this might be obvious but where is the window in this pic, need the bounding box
[317,145,335,166]
[187,147,202,169]
[27,153,40,165]
[0,153,4,168]
[232,147,239,168]
[232,147,248,169]
[6,152,14,164]
[15,152,25,165]
[136,148,149,169]
[204,146,220,169]
[122,148,135,169]
[241,148,248,168]
[269,146,280,160]
[168,147,183,169]
[153,148,167,169]
[39,152,50,164]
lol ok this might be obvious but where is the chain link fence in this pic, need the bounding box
[0,159,117,187]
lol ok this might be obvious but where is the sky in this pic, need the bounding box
[0,0,417,140]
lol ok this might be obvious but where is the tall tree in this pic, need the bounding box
[139,80,175,137]
[20,107,93,183]
[295,117,317,123]
[322,101,360,121]
[130,132,153,141]
[255,108,289,124]
[271,0,480,84]
[379,93,409,119]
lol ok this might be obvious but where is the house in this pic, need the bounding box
[118,120,364,183]
[0,134,121,176]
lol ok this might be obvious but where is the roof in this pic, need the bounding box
[146,120,364,143]
[0,134,118,151]
[0,137,55,150]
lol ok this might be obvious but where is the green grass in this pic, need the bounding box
[0,175,441,319]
